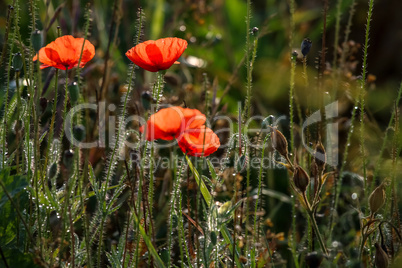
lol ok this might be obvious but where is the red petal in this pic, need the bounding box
[178,126,220,157]
[141,106,205,141]
[33,35,95,70]
[126,37,187,72]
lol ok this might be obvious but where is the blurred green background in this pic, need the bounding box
[1,0,402,121]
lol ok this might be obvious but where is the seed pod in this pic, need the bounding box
[301,38,312,57]
[369,184,386,214]
[48,162,58,179]
[31,30,43,52]
[374,243,389,268]
[271,127,288,158]
[314,142,326,172]
[73,125,86,142]
[68,82,80,104]
[12,53,23,71]
[293,165,310,193]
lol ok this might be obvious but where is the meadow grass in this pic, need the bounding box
[0,0,401,267]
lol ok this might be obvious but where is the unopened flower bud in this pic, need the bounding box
[374,243,389,268]
[210,231,217,245]
[12,53,23,71]
[48,162,58,179]
[293,165,310,193]
[271,127,288,158]
[31,30,43,52]
[68,82,80,104]
[314,142,326,172]
[301,38,312,57]
[171,214,178,228]
[369,184,385,214]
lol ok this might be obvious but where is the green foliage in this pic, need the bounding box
[1,0,402,267]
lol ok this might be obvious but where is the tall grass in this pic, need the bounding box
[0,0,402,267]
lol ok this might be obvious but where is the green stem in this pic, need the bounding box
[289,53,297,152]
[302,193,328,256]
[361,0,375,195]
[43,68,59,178]
[57,68,69,157]
[307,209,328,256]
[251,135,270,268]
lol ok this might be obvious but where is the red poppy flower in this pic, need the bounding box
[178,126,220,157]
[140,106,205,141]
[125,37,188,72]
[33,35,95,70]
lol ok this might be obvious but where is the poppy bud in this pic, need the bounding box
[31,30,43,52]
[68,82,80,104]
[369,184,385,214]
[171,214,178,228]
[48,162,58,179]
[293,166,310,193]
[374,243,389,268]
[12,53,23,71]
[271,127,288,158]
[160,248,169,265]
[314,142,326,172]
[210,231,217,245]
[63,149,74,169]
[73,125,86,142]
[301,38,312,57]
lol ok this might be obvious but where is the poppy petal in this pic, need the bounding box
[178,126,220,157]
[126,37,188,72]
[33,35,95,70]
[140,106,205,141]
